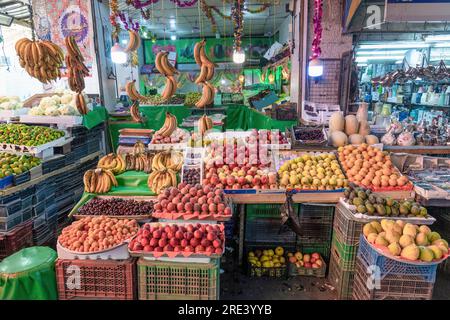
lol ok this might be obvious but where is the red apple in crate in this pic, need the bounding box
[312,253,321,260]
[190,238,199,247]
[304,262,312,268]
[184,245,194,253]
[316,260,323,267]
[303,254,311,263]
[195,245,205,253]
[158,238,167,248]
[152,230,161,239]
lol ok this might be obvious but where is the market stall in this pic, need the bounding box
[1,0,450,303]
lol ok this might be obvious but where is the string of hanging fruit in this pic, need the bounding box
[193,40,216,108]
[15,38,64,84]
[155,51,180,101]
[65,35,89,115]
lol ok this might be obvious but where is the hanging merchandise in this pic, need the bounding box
[154,52,179,101]
[110,0,121,40]
[130,100,144,123]
[231,0,244,54]
[310,0,323,60]
[193,40,216,108]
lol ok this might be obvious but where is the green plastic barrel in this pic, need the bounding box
[0,246,58,300]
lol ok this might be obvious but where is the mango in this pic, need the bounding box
[401,244,420,261]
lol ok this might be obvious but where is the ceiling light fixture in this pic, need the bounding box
[358,43,429,50]
[233,50,245,64]
[308,58,323,77]
[425,35,450,42]
[0,13,14,27]
[111,42,127,64]
[170,34,177,41]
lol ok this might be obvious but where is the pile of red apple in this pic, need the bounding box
[202,164,278,190]
[246,129,289,145]
[129,223,224,255]
[204,138,271,168]
[153,183,232,216]
[288,251,324,269]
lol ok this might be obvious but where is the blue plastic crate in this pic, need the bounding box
[22,195,33,211]
[32,200,46,217]
[13,171,31,186]
[357,235,438,282]
[20,186,35,199]
[0,175,14,190]
[45,204,58,220]
[0,211,23,232]
[22,207,33,223]
[0,192,20,204]
[0,199,22,217]
[33,188,47,205]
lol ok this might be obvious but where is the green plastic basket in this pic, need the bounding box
[328,248,354,300]
[137,258,220,300]
[331,231,358,272]
[246,203,299,220]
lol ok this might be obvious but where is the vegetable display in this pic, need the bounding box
[28,90,83,116]
[363,219,449,262]
[0,96,23,110]
[0,124,64,146]
[58,216,139,253]
[129,222,224,255]
[77,198,154,217]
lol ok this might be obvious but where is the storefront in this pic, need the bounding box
[0,0,449,303]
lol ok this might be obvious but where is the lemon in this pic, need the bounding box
[248,252,255,258]
[279,257,286,264]
[267,249,275,257]
[260,255,269,262]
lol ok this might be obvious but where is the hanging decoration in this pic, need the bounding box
[200,0,218,33]
[110,0,121,41]
[125,0,159,9]
[231,0,244,52]
[310,0,323,60]
[118,12,140,32]
[170,0,199,7]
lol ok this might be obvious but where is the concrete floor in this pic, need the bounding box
[220,247,450,300]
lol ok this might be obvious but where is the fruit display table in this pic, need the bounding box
[384,145,450,155]
[108,104,296,150]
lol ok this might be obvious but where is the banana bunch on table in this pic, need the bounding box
[97,153,126,174]
[83,168,118,194]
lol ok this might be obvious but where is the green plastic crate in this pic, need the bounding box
[246,203,299,220]
[328,248,354,300]
[137,258,220,300]
[331,231,358,272]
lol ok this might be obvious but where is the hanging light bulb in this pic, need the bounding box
[233,50,245,64]
[308,58,323,77]
[111,42,127,64]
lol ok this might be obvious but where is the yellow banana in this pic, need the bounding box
[195,65,208,84]
[193,40,205,66]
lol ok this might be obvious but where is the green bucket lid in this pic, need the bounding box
[0,246,57,274]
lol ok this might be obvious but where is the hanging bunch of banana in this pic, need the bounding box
[83,168,118,194]
[130,100,144,123]
[132,141,146,155]
[65,35,90,114]
[124,30,141,53]
[155,51,179,101]
[97,153,126,174]
[193,40,216,108]
[154,112,178,138]
[15,38,64,83]
[126,80,147,102]
[198,114,214,136]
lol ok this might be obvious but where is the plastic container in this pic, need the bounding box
[0,199,22,217]
[0,220,33,260]
[137,258,219,300]
[21,195,33,211]
[0,211,23,232]
[358,235,439,282]
[20,186,35,200]
[297,204,334,244]
[0,175,14,190]
[327,248,355,300]
[56,258,136,300]
[288,262,326,277]
[13,171,31,186]
[22,207,33,223]
[245,217,297,245]
[246,203,299,219]
[296,242,331,263]
[352,256,434,300]
[331,229,359,272]
[0,192,20,205]
[56,241,131,260]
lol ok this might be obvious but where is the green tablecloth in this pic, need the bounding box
[69,170,156,216]
[108,104,296,150]
[82,106,108,129]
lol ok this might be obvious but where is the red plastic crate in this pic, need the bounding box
[56,258,136,300]
[0,220,33,260]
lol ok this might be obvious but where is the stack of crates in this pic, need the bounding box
[56,258,136,300]
[328,202,365,299]
[0,220,33,260]
[137,258,220,300]
[430,207,450,275]
[352,235,437,300]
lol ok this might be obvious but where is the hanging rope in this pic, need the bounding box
[27,0,36,41]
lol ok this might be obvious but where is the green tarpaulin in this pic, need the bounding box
[82,106,108,129]
[108,105,296,150]
[0,247,57,300]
